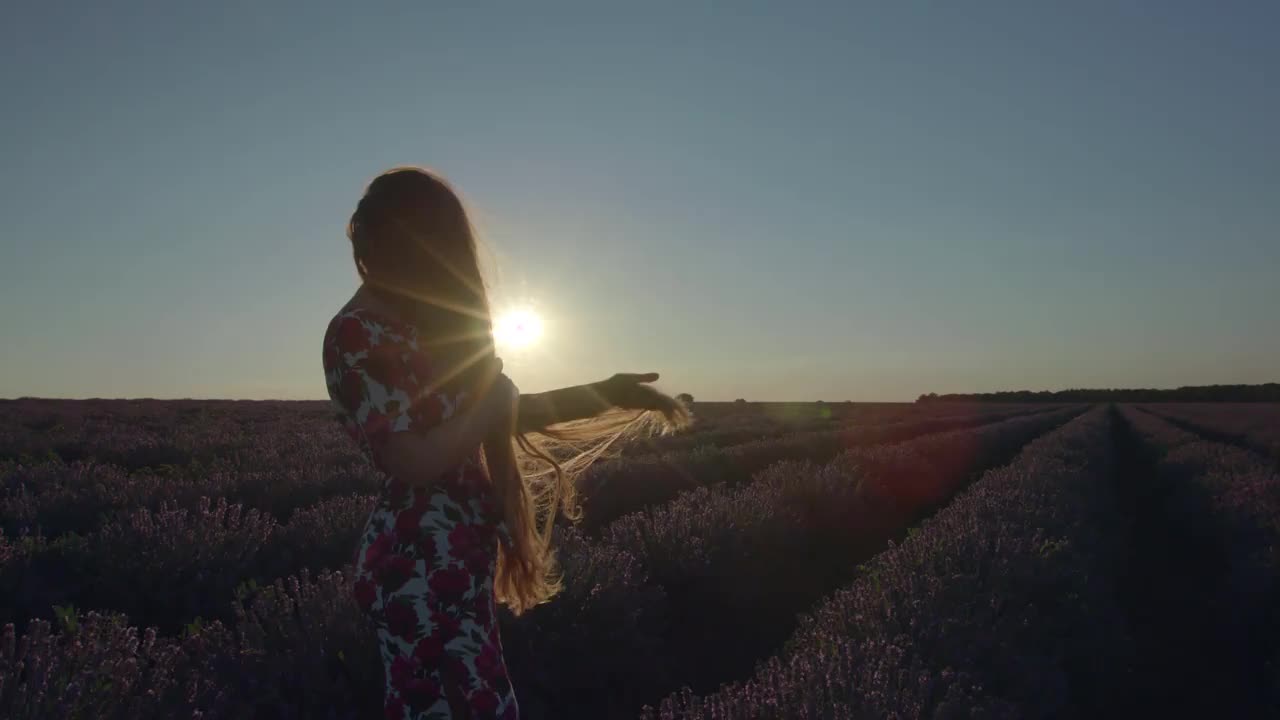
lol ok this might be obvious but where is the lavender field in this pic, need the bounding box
[2,399,1278,718]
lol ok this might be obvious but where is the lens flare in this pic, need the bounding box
[493,308,544,350]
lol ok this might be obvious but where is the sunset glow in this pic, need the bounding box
[493,308,544,350]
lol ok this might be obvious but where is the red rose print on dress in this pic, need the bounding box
[414,531,438,566]
[473,591,492,627]
[444,683,472,718]
[431,609,463,641]
[363,408,390,446]
[402,676,442,708]
[353,578,378,612]
[443,655,475,692]
[335,317,370,356]
[410,391,447,428]
[475,642,506,685]
[388,656,442,711]
[429,565,472,604]
[364,532,394,572]
[413,635,445,665]
[448,524,491,574]
[339,372,366,422]
[386,599,420,641]
[385,477,409,509]
[463,547,491,576]
[471,554,494,581]
[470,688,501,716]
[389,655,416,688]
[377,553,416,592]
[395,492,431,543]
[363,347,400,385]
[406,351,433,386]
[383,694,405,720]
[447,524,480,556]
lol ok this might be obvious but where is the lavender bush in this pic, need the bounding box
[0,612,228,719]
[1,461,234,538]
[193,569,384,719]
[500,528,670,719]
[267,494,377,582]
[77,498,279,632]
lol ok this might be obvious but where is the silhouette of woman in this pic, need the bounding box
[321,167,685,719]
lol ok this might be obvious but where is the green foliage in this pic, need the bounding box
[52,604,78,633]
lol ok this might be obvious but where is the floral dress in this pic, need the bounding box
[322,306,519,720]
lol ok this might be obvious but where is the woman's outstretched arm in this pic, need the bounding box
[516,373,678,433]
[516,384,612,433]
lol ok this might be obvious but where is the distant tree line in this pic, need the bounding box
[916,383,1280,404]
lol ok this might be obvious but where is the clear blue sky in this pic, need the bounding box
[2,1,1277,402]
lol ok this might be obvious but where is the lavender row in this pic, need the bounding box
[589,406,1081,705]
[0,493,377,632]
[1123,407,1280,572]
[0,401,380,537]
[615,402,1050,458]
[1,459,382,539]
[644,407,1131,719]
[1139,402,1280,464]
[1120,406,1280,709]
[578,405,1066,532]
[0,399,360,470]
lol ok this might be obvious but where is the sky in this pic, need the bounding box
[1,1,1277,402]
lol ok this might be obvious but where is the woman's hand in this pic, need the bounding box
[598,372,677,412]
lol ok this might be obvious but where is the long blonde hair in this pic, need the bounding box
[347,167,687,614]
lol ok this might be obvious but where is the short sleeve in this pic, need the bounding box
[324,313,449,454]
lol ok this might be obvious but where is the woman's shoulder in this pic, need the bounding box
[323,303,415,368]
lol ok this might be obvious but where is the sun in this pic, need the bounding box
[493,308,544,350]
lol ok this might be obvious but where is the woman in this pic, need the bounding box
[321,167,685,719]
